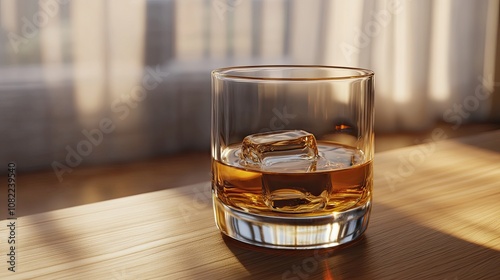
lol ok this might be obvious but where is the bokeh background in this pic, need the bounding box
[1,0,499,173]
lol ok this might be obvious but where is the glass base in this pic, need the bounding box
[213,195,371,249]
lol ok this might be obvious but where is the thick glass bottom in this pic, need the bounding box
[213,194,371,249]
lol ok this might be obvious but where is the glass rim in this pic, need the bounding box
[212,65,374,81]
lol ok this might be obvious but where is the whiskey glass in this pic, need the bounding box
[211,65,374,249]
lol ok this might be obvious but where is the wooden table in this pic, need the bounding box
[2,130,499,279]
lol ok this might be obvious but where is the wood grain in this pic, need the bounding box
[1,131,499,279]
[0,152,211,217]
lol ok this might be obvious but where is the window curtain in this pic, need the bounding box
[0,0,498,171]
[175,0,498,132]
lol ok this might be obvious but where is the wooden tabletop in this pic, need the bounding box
[1,130,499,279]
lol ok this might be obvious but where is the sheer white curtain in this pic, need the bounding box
[0,0,497,171]
[175,0,499,132]
[329,0,499,132]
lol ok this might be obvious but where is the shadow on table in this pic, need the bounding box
[453,130,500,154]
[222,203,500,280]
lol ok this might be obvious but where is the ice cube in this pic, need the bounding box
[238,130,331,212]
[262,173,331,212]
[239,130,319,170]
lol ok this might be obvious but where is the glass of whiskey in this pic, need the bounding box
[211,66,374,249]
